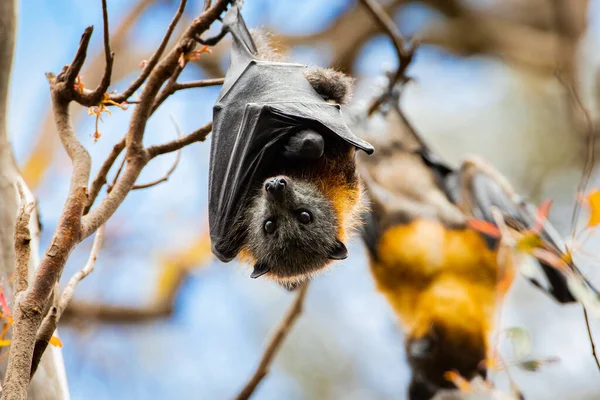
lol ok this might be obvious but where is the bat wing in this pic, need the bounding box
[358,136,464,262]
[444,159,578,303]
[208,4,372,262]
[209,102,373,262]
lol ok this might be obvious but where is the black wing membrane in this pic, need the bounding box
[445,162,577,303]
[208,2,373,261]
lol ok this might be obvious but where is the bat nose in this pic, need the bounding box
[265,177,287,195]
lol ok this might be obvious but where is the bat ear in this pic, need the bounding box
[328,240,348,260]
[250,262,271,279]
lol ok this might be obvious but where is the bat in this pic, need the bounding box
[205,1,374,287]
[356,91,594,399]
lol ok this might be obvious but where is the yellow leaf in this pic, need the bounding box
[587,190,600,228]
[515,233,542,253]
[156,229,213,302]
[0,340,11,347]
[49,336,63,348]
[496,245,517,297]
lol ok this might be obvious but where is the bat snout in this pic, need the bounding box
[265,177,288,199]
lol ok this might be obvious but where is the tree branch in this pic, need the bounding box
[132,114,183,190]
[84,136,126,215]
[30,224,105,378]
[13,183,34,295]
[109,0,188,104]
[152,77,224,112]
[72,0,115,106]
[358,0,415,116]
[583,306,600,373]
[235,284,310,400]
[172,77,224,90]
[147,122,211,158]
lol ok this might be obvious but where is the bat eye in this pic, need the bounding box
[297,210,312,224]
[264,220,276,234]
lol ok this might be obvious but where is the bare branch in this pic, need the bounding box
[30,224,105,378]
[132,114,183,190]
[63,27,95,90]
[46,73,92,191]
[359,0,415,116]
[13,182,34,295]
[109,0,188,104]
[147,122,211,158]
[235,284,310,400]
[73,0,115,106]
[173,77,224,91]
[61,301,174,324]
[583,306,600,373]
[153,77,224,111]
[84,136,126,214]
[150,63,185,114]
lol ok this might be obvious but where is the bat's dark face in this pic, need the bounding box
[405,323,487,399]
[245,175,348,284]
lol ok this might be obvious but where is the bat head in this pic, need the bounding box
[244,175,348,284]
[404,292,489,399]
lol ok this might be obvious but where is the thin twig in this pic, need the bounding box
[13,182,34,295]
[359,0,415,116]
[556,71,597,236]
[174,77,224,91]
[107,155,127,194]
[147,121,212,158]
[203,0,212,11]
[132,114,183,190]
[73,0,115,106]
[63,27,95,91]
[150,64,185,114]
[30,224,106,378]
[235,284,310,400]
[84,136,126,214]
[583,306,600,372]
[109,0,188,104]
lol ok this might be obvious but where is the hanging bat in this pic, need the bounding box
[356,94,594,399]
[205,2,374,288]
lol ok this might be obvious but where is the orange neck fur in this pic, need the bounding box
[370,219,498,351]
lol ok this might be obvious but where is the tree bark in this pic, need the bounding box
[0,1,70,398]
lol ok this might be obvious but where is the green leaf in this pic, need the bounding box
[505,327,531,361]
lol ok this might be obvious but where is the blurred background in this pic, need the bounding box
[8,0,600,398]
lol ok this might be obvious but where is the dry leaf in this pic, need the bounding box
[496,245,517,297]
[466,219,501,238]
[49,336,63,348]
[156,229,213,302]
[532,200,553,233]
[586,190,600,228]
[0,292,12,320]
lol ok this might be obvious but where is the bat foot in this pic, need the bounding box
[283,130,324,160]
[195,28,227,46]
